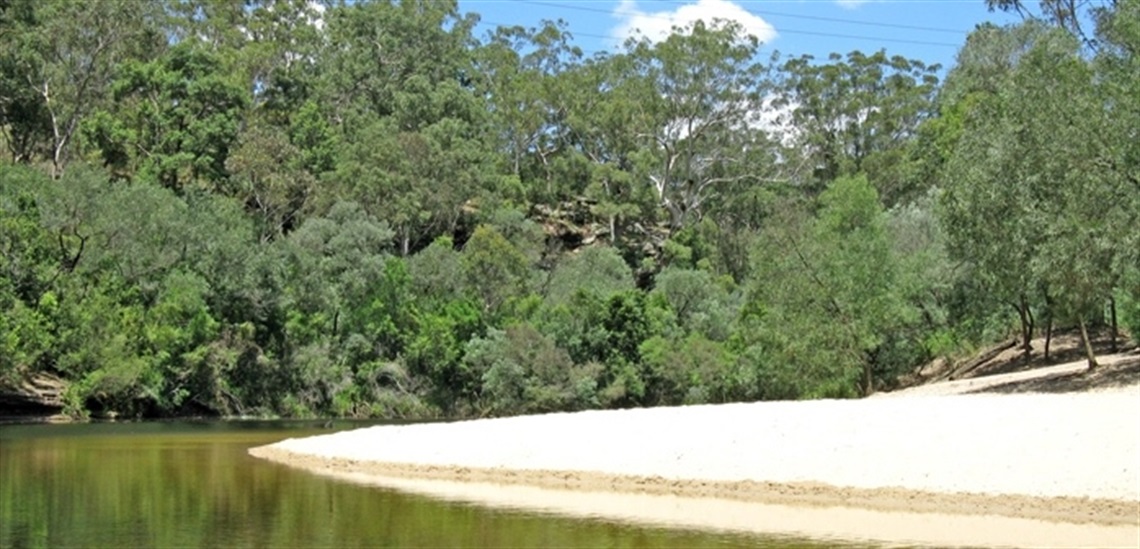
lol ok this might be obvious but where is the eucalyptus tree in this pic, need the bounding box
[554,52,658,242]
[473,20,582,201]
[321,0,493,254]
[911,22,1051,202]
[625,20,775,232]
[544,246,634,306]
[742,175,906,396]
[466,324,598,416]
[0,42,50,164]
[942,22,1134,368]
[189,0,326,110]
[936,22,1054,359]
[651,266,737,341]
[83,42,248,192]
[1093,0,1140,345]
[257,7,328,118]
[985,0,1120,45]
[280,201,395,342]
[461,225,533,316]
[0,0,163,176]
[1011,31,1121,367]
[226,101,337,241]
[774,50,940,203]
[0,166,58,381]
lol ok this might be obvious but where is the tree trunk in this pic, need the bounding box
[1110,296,1118,353]
[1078,314,1098,371]
[1044,315,1053,361]
[1043,289,1054,361]
[1015,294,1033,361]
[863,362,873,397]
[943,338,1017,381]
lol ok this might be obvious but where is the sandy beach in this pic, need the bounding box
[250,359,1140,546]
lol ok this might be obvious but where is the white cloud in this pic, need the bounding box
[834,0,871,9]
[610,0,777,47]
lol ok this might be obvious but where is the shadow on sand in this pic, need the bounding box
[968,356,1140,394]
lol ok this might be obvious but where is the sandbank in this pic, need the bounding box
[250,376,1140,547]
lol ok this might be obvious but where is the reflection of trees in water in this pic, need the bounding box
[0,425,773,548]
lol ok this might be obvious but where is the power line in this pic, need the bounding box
[703,3,968,34]
[513,2,962,47]
[474,19,612,57]
[768,27,960,47]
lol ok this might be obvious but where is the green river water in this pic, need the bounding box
[0,421,867,548]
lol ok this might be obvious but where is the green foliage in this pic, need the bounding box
[739,175,910,397]
[0,0,162,174]
[462,225,532,316]
[2,1,1136,420]
[639,334,741,405]
[775,50,940,199]
[652,267,737,341]
[467,324,598,416]
[545,246,633,306]
[407,236,464,307]
[940,18,1138,365]
[87,42,248,190]
[628,20,773,230]
[405,298,485,414]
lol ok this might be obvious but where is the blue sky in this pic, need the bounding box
[458,0,1023,72]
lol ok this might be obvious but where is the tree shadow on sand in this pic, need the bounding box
[968,357,1140,395]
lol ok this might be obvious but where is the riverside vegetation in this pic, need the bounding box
[1,0,1137,420]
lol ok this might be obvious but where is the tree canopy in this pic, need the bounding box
[1,0,1136,418]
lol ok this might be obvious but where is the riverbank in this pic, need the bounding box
[250,366,1140,545]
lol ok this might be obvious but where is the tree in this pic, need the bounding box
[1013,29,1131,368]
[280,201,395,341]
[225,121,315,240]
[774,50,941,202]
[85,42,248,191]
[544,246,634,306]
[461,225,532,315]
[404,297,484,414]
[651,267,737,341]
[743,175,906,396]
[467,324,597,416]
[937,22,1055,360]
[1094,0,1140,350]
[627,21,775,231]
[473,20,582,198]
[407,236,465,307]
[322,0,493,254]
[986,0,1118,45]
[639,333,740,405]
[0,0,161,176]
[942,21,1135,369]
[553,53,656,241]
[0,166,58,381]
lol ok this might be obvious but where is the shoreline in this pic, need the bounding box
[248,381,1140,545]
[249,445,1139,526]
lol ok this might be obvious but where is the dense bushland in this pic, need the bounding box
[1,0,1136,418]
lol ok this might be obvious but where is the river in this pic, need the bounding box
[0,421,857,548]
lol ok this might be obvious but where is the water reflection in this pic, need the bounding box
[1,422,839,548]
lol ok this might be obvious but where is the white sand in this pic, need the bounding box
[266,384,1140,502]
[316,472,1140,548]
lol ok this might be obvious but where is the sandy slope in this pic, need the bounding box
[884,352,1140,397]
[250,361,1140,545]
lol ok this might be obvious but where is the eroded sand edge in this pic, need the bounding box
[249,445,1139,527]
